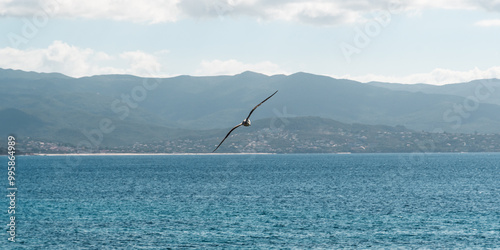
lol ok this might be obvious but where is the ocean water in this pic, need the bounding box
[3,153,500,249]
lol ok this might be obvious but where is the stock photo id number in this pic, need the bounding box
[7,136,17,242]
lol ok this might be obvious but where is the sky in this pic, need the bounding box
[0,0,499,85]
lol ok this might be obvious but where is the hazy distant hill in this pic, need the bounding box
[368,79,500,106]
[2,68,500,148]
[0,108,45,134]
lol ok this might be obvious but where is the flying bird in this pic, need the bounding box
[213,90,278,152]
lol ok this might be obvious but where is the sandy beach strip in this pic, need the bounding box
[32,152,276,156]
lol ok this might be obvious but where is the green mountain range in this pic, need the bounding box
[1,68,500,151]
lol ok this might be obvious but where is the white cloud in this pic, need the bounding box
[475,19,500,26]
[1,41,498,84]
[0,41,167,77]
[0,0,181,24]
[406,0,476,10]
[119,51,162,76]
[259,2,363,25]
[1,0,498,25]
[195,59,288,76]
[337,66,500,85]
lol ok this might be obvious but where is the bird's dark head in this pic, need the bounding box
[243,119,251,126]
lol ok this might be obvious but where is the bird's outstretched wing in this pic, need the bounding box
[245,90,278,121]
[213,123,243,152]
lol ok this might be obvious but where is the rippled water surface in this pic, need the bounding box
[3,153,500,248]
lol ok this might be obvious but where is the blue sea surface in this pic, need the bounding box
[3,153,500,248]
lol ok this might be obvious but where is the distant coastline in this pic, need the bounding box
[18,152,500,156]
[31,152,277,156]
